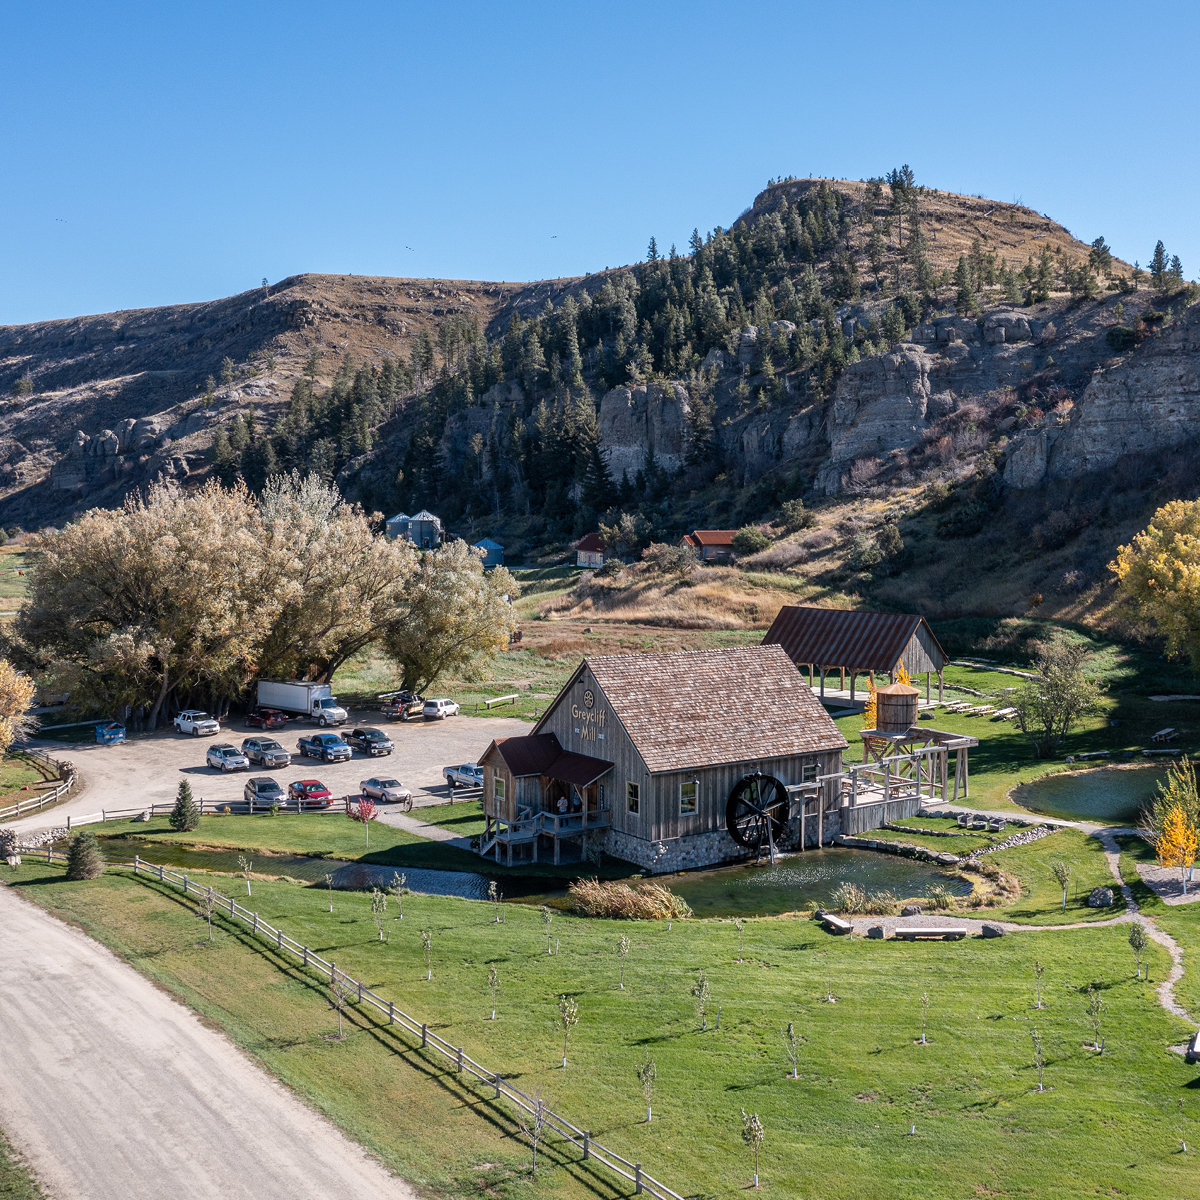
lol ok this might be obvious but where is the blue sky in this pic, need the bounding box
[3,0,1197,325]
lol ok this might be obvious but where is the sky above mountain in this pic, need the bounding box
[3,0,1198,326]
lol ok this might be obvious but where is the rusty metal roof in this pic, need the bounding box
[568,645,847,774]
[762,606,948,673]
[687,529,738,546]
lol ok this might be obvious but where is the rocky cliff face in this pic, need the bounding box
[598,383,691,479]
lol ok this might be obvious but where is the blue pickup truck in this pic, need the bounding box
[296,732,353,763]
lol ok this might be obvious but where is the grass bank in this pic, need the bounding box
[0,1128,44,1200]
[5,862,1195,1200]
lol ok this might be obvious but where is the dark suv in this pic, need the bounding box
[346,727,394,756]
[244,776,286,809]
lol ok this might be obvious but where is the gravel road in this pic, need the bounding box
[11,712,527,837]
[0,884,415,1200]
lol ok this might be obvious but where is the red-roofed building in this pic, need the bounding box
[574,532,608,568]
[680,529,739,561]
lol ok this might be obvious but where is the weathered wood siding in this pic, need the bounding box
[898,625,948,675]
[480,747,515,822]
[841,795,923,834]
[536,664,648,838]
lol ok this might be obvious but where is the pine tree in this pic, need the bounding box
[1088,236,1112,276]
[646,236,659,263]
[66,831,104,880]
[170,778,201,832]
[1149,241,1169,291]
[954,256,976,313]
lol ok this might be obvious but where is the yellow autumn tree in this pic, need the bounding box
[1110,499,1200,669]
[1157,800,1199,895]
[895,662,912,687]
[861,677,877,730]
[0,660,37,757]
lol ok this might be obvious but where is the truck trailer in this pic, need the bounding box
[256,680,349,726]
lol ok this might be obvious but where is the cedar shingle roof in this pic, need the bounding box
[762,606,948,673]
[567,645,847,774]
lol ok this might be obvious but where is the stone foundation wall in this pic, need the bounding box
[598,826,753,873]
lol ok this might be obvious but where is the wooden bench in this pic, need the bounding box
[822,913,853,935]
[894,926,969,941]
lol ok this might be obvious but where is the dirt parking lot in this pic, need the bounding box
[12,712,528,836]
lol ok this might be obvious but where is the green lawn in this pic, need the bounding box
[883,815,997,854]
[0,1127,43,1200]
[0,753,53,805]
[986,829,1127,925]
[7,861,1197,1200]
[93,813,633,881]
[419,798,487,838]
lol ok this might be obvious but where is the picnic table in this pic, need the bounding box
[1152,728,1179,743]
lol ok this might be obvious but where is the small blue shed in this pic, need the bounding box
[473,537,505,568]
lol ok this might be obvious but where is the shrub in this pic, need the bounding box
[1059,569,1087,593]
[923,482,954,512]
[830,881,867,913]
[864,890,898,915]
[568,877,692,920]
[847,533,883,570]
[65,831,104,880]
[924,881,955,911]
[741,540,808,572]
[1106,325,1138,353]
[641,542,698,576]
[779,499,815,532]
[733,526,771,556]
[875,524,904,559]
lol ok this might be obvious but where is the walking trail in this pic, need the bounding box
[0,884,415,1200]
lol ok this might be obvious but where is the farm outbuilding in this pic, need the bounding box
[679,529,738,561]
[477,645,849,871]
[574,532,607,568]
[762,605,950,703]
[473,537,504,567]
[386,510,444,549]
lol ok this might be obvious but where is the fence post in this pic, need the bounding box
[330,961,336,985]
[303,946,309,967]
[183,874,189,895]
[456,1047,463,1073]
[583,1131,590,1160]
[158,864,164,882]
[635,1163,643,1194]
[67,814,71,830]
[134,855,139,874]
[253,913,259,935]
[493,1073,501,1098]
[388,1000,394,1026]
[421,1023,428,1048]
[277,929,283,950]
[357,980,363,1004]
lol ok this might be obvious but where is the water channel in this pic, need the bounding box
[1011,765,1167,824]
[93,836,971,918]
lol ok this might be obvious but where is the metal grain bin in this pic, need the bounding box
[875,682,919,734]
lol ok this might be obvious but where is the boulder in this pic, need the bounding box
[598,381,691,480]
[1087,887,1115,908]
[901,904,923,917]
[867,925,885,939]
[936,852,960,865]
[769,320,796,338]
[981,923,1005,938]
[737,325,759,366]
[700,347,725,372]
[983,311,1032,344]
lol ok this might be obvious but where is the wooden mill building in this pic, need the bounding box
[762,605,950,703]
[477,645,848,872]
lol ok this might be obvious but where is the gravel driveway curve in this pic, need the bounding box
[0,884,414,1200]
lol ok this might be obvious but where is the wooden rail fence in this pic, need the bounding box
[25,846,687,1200]
[0,752,77,823]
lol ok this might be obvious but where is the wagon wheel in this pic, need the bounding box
[725,773,788,850]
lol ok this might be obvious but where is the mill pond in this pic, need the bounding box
[1011,764,1167,824]
[91,836,970,918]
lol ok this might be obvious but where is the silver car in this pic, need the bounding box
[206,743,249,772]
[360,777,413,810]
[241,736,291,768]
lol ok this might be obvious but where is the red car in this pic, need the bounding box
[246,707,288,730]
[287,779,334,809]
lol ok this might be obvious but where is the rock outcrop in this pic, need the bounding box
[598,382,691,480]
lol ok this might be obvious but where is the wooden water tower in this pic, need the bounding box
[875,681,919,734]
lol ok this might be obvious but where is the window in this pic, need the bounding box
[626,782,639,814]
[680,780,698,815]
[801,760,818,784]
[494,775,506,803]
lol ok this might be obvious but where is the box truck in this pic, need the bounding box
[256,680,348,726]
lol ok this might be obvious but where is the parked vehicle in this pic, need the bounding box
[257,680,348,726]
[241,736,291,768]
[423,698,460,720]
[444,763,483,789]
[296,732,353,762]
[245,707,288,730]
[174,710,220,737]
[346,727,394,756]
[244,776,286,808]
[379,690,424,721]
[360,777,413,809]
[287,779,334,809]
[206,743,250,772]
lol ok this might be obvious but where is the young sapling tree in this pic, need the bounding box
[1031,1027,1045,1092]
[541,905,553,954]
[370,888,388,941]
[324,873,334,912]
[516,1092,548,1177]
[1050,860,1072,911]
[238,854,253,897]
[1034,960,1046,1009]
[558,994,579,1067]
[199,885,217,940]
[918,990,930,1044]
[636,1052,657,1123]
[691,970,712,1031]
[487,962,499,1020]
[421,930,433,981]
[617,934,630,989]
[389,871,406,920]
[1086,984,1104,1052]
[1128,923,1149,979]
[782,1022,803,1079]
[488,880,502,922]
[329,963,352,1040]
[741,1108,764,1188]
[735,919,745,963]
[347,796,378,848]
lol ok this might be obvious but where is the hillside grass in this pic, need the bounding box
[6,861,1196,1200]
[0,1128,44,1200]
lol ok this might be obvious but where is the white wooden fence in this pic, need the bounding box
[23,795,357,833]
[28,846,687,1200]
[0,752,77,823]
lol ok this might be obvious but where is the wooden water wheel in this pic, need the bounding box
[725,773,788,850]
